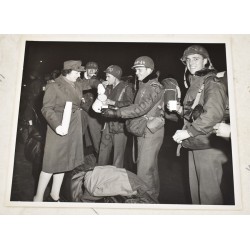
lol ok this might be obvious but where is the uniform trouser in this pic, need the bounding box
[98,125,128,169]
[81,110,102,154]
[188,148,228,205]
[137,127,164,201]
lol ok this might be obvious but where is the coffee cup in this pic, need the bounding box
[168,100,177,111]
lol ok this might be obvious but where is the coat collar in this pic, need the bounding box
[55,75,82,101]
[194,68,217,77]
[141,71,158,83]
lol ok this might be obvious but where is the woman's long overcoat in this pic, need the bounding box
[41,75,84,173]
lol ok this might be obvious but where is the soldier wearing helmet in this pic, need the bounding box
[98,65,134,169]
[102,56,165,202]
[85,61,99,78]
[172,45,229,205]
[181,45,212,66]
[80,61,104,155]
[180,45,214,88]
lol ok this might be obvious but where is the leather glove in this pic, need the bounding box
[105,99,116,106]
[101,108,120,118]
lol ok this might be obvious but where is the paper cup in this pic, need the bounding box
[92,99,103,113]
[168,100,177,111]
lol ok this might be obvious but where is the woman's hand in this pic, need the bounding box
[55,125,67,136]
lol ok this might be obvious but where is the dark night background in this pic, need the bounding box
[22,41,227,86]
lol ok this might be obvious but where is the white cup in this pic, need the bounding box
[92,99,103,113]
[168,100,177,111]
[98,94,107,102]
[92,94,108,113]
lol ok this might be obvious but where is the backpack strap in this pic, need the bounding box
[117,84,128,101]
[191,84,205,109]
[146,81,164,117]
[191,75,216,109]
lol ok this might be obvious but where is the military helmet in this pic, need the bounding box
[181,45,210,65]
[86,61,98,70]
[104,65,123,80]
[132,56,154,70]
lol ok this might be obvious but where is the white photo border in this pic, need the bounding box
[4,34,241,212]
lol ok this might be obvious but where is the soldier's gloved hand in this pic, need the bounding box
[105,99,116,106]
[101,108,120,118]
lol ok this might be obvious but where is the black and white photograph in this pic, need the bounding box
[2,0,250,248]
[7,36,238,208]
[2,0,250,249]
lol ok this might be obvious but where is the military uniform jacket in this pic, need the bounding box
[118,73,164,119]
[106,81,134,134]
[183,70,228,137]
[78,77,100,112]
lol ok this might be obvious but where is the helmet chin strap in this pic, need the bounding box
[208,58,214,69]
[84,71,90,79]
[183,67,189,89]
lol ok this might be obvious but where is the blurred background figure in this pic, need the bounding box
[51,69,61,81]
[44,73,51,84]
[46,69,60,85]
[23,70,43,126]
[16,70,47,192]
[80,61,103,156]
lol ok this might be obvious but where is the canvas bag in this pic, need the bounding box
[126,81,164,136]
[84,165,137,197]
[125,115,149,137]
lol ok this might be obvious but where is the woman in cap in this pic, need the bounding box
[33,60,85,202]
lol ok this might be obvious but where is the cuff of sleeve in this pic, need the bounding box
[49,120,61,131]
[116,109,122,118]
[187,126,200,137]
[114,101,119,107]
[115,101,123,108]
